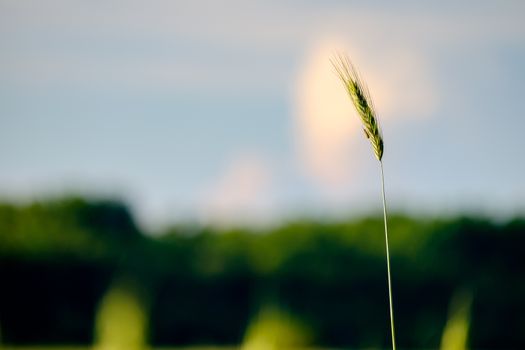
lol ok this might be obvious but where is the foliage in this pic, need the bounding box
[0,197,524,349]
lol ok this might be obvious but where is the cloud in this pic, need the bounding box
[292,40,359,189]
[1,0,522,96]
[0,1,296,95]
[198,154,274,225]
[0,53,278,94]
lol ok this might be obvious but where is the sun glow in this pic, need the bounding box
[293,39,436,192]
[294,40,361,190]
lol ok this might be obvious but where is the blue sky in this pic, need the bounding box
[1,0,524,228]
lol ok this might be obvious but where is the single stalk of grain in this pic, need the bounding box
[331,53,396,350]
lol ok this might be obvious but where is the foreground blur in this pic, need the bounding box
[0,197,524,349]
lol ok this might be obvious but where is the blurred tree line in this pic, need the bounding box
[0,197,524,349]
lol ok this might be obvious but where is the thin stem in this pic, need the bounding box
[380,161,396,350]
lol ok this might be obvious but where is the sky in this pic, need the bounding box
[1,0,524,228]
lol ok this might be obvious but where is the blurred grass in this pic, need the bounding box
[0,347,240,350]
[242,306,312,350]
[93,278,148,350]
[0,348,342,350]
[440,289,472,350]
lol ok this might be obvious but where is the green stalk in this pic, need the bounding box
[380,161,396,350]
[331,53,397,349]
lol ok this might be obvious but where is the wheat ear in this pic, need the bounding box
[330,54,384,161]
[331,53,396,350]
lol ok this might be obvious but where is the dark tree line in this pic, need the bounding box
[0,197,524,349]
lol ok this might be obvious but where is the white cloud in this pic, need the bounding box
[198,154,274,226]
